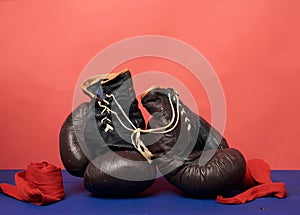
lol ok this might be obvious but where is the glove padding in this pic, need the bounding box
[60,69,157,196]
[84,150,157,196]
[59,102,90,177]
[141,87,246,197]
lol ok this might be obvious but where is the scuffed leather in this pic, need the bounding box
[141,87,246,197]
[101,70,146,130]
[165,148,246,197]
[82,70,156,195]
[84,151,157,196]
[59,102,90,177]
[83,71,146,158]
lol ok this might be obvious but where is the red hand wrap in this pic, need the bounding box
[0,162,64,205]
[217,159,287,204]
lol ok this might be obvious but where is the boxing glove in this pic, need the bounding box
[82,69,157,195]
[84,151,157,196]
[141,87,246,197]
[59,102,90,177]
[59,72,111,177]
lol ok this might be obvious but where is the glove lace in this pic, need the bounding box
[97,91,180,163]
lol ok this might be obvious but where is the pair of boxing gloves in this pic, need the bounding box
[59,69,246,197]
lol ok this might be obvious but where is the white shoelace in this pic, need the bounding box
[97,92,180,163]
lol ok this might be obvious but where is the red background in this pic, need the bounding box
[0,1,299,169]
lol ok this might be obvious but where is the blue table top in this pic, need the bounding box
[1,170,300,215]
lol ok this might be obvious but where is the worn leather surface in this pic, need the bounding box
[84,151,157,196]
[59,102,90,177]
[82,70,155,195]
[60,70,156,195]
[83,70,146,158]
[141,87,246,197]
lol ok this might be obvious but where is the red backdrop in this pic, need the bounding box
[0,0,299,169]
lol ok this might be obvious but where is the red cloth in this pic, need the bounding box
[0,162,64,205]
[217,159,287,204]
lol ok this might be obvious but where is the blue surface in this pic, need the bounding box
[1,170,300,215]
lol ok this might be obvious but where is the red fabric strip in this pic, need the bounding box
[217,159,287,204]
[0,162,64,205]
